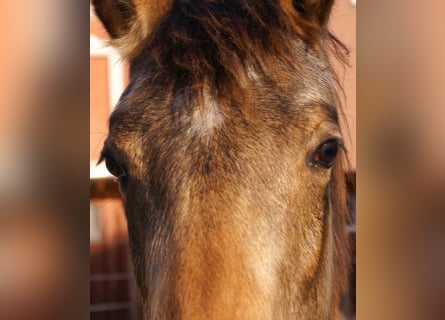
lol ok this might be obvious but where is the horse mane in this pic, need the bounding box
[329,150,351,312]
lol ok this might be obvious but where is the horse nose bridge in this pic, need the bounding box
[171,178,286,317]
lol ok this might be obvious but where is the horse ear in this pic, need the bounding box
[292,0,335,27]
[92,0,172,59]
[92,0,136,39]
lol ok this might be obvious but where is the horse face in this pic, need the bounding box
[95,1,348,318]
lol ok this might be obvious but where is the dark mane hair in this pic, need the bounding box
[130,0,347,104]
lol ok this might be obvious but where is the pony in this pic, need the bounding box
[93,0,350,318]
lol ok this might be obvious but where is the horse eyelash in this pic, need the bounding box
[97,151,107,166]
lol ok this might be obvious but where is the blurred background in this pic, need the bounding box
[358,1,445,319]
[0,1,90,320]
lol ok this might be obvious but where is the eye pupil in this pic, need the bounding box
[313,140,339,168]
[105,157,124,177]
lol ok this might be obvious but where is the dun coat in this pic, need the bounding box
[93,0,350,318]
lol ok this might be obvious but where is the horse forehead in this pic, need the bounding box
[188,91,224,138]
[109,85,336,131]
[107,65,338,142]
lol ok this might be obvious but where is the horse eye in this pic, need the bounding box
[105,156,126,178]
[312,139,339,169]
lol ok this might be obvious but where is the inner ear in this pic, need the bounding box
[292,0,335,27]
[92,0,136,39]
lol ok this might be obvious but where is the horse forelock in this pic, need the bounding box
[125,0,346,102]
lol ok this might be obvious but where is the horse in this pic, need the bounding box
[93,0,350,318]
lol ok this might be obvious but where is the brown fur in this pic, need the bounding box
[94,0,350,319]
